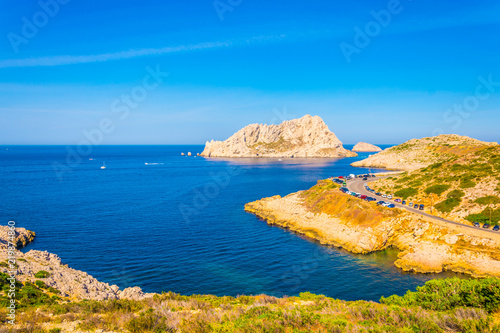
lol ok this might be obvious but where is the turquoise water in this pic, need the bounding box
[0,145,460,301]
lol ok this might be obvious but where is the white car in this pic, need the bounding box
[382,202,391,207]
[382,194,387,198]
[388,195,393,199]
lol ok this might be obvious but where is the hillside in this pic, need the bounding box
[351,134,497,171]
[3,271,500,332]
[352,142,382,152]
[369,145,500,225]
[201,115,357,158]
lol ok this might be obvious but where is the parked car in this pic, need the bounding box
[387,204,396,208]
[483,223,490,229]
[363,177,367,181]
[395,199,402,203]
[494,225,499,231]
[375,192,382,196]
[382,194,387,198]
[360,195,367,200]
[402,200,406,205]
[376,201,385,205]
[414,204,419,209]
[368,197,377,202]
[419,204,424,210]
[388,195,393,199]
[473,222,480,228]
[409,202,413,207]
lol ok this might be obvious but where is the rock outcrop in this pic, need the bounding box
[351,134,497,171]
[0,225,35,249]
[201,115,357,158]
[245,182,500,277]
[0,225,154,301]
[352,142,382,152]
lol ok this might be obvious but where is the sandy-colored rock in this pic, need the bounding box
[351,134,497,171]
[0,225,35,249]
[245,190,500,277]
[352,142,382,152]
[201,115,357,158]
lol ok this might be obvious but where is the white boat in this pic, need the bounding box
[101,162,106,169]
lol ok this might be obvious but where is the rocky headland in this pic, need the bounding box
[352,142,382,152]
[351,134,497,171]
[0,226,153,302]
[201,115,357,158]
[245,180,500,277]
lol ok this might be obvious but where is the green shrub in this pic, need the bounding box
[34,270,51,278]
[394,187,418,199]
[49,329,62,333]
[466,213,489,224]
[48,286,61,294]
[125,310,169,333]
[381,277,500,313]
[424,184,451,195]
[435,198,461,213]
[35,280,47,289]
[475,196,500,205]
[447,189,465,199]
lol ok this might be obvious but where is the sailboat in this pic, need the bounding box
[101,162,106,170]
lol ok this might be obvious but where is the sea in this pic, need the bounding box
[0,145,461,301]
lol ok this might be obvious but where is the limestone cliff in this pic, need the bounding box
[352,142,382,152]
[0,225,35,249]
[245,180,500,277]
[351,134,497,171]
[201,115,357,158]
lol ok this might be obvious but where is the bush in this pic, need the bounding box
[125,310,169,333]
[466,213,489,224]
[381,277,500,313]
[35,280,47,289]
[475,196,500,205]
[34,270,51,278]
[435,198,461,213]
[447,189,465,199]
[394,187,418,199]
[424,184,451,195]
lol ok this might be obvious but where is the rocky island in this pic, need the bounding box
[351,134,497,171]
[352,142,382,152]
[201,115,357,158]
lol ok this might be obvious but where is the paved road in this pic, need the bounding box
[346,176,499,235]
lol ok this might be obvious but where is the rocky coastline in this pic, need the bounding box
[0,225,153,302]
[245,182,500,277]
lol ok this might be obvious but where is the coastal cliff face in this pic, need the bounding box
[245,180,500,277]
[351,134,497,171]
[352,142,382,152]
[201,115,357,158]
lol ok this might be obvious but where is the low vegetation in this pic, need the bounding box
[301,180,401,227]
[371,145,500,224]
[3,277,500,332]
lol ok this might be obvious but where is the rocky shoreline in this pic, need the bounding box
[0,225,153,302]
[245,185,500,277]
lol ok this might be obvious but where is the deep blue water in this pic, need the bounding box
[0,145,460,301]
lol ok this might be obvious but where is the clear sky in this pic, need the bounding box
[1,0,499,145]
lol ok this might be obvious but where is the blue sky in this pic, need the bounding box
[0,0,499,145]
